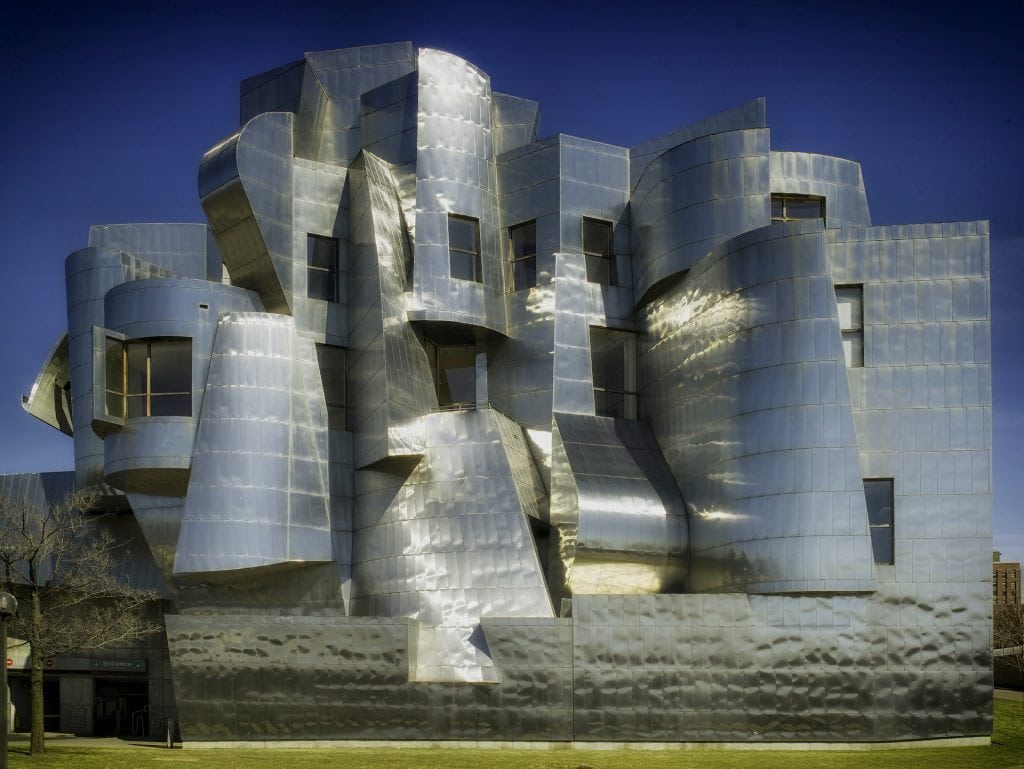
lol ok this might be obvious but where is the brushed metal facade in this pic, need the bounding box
[15,42,992,744]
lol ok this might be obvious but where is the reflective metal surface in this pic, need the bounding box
[13,43,991,744]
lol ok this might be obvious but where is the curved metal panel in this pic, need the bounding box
[303,42,417,165]
[407,48,507,336]
[771,151,871,227]
[21,333,72,435]
[175,312,333,575]
[200,113,295,314]
[550,413,687,597]
[101,278,260,496]
[347,152,437,468]
[352,409,554,682]
[630,98,766,191]
[641,223,876,593]
[87,223,219,281]
[631,127,771,304]
[65,247,177,487]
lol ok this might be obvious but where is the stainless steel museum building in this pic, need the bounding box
[13,42,992,744]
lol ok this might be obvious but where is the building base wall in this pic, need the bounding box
[166,592,992,744]
[182,736,992,751]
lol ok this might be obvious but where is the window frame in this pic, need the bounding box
[583,217,616,286]
[448,214,482,283]
[307,233,340,303]
[863,478,894,565]
[105,337,192,419]
[835,284,864,368]
[589,326,638,420]
[425,339,479,411]
[508,220,537,292]
[770,193,826,223]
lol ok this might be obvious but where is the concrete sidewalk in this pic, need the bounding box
[996,688,1023,702]
[9,733,172,749]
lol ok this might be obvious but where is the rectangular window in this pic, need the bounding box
[509,220,537,291]
[425,340,477,410]
[771,194,825,222]
[316,344,347,431]
[105,338,192,418]
[583,218,615,285]
[307,234,339,302]
[448,215,482,282]
[590,327,637,419]
[864,478,894,565]
[835,285,863,367]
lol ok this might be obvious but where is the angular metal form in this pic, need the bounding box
[11,42,992,745]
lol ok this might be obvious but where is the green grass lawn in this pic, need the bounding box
[9,699,1024,769]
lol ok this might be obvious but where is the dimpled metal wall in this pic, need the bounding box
[18,42,991,744]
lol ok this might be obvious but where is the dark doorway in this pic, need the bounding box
[7,676,60,732]
[42,679,60,732]
[94,679,149,736]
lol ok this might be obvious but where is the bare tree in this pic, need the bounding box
[994,602,1024,699]
[0,487,160,755]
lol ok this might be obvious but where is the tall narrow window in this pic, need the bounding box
[590,327,637,419]
[836,285,863,367]
[106,338,192,418]
[771,194,825,222]
[583,218,615,285]
[308,234,339,302]
[316,344,347,431]
[864,478,894,565]
[425,340,477,410]
[509,220,537,291]
[448,215,481,282]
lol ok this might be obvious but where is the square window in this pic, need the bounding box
[583,218,615,286]
[106,338,192,418]
[770,194,825,222]
[448,215,481,282]
[509,220,537,292]
[307,234,339,302]
[425,339,478,409]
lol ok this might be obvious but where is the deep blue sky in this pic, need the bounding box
[1,1,1021,560]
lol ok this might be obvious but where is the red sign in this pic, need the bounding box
[5,659,10,668]
[44,658,54,668]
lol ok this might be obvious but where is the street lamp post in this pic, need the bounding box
[0,592,17,769]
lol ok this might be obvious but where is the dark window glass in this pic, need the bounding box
[864,478,894,564]
[590,327,637,419]
[307,234,339,302]
[105,337,124,418]
[770,194,825,223]
[150,339,191,395]
[316,344,347,431]
[448,215,481,282]
[126,395,148,419]
[509,221,537,292]
[149,394,191,417]
[437,345,476,407]
[126,342,148,396]
[583,218,615,285]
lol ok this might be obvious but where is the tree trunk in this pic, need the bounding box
[29,590,44,755]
